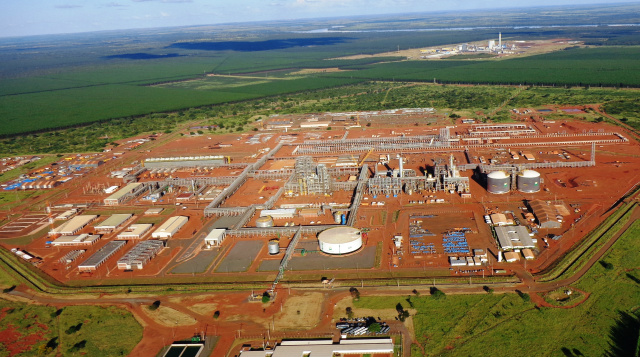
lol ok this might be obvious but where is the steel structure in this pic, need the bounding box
[346,164,369,226]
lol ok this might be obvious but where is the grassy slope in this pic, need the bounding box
[353,221,640,357]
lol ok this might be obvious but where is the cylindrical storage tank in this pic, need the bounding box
[334,212,342,224]
[487,171,510,194]
[318,227,363,255]
[341,214,346,225]
[256,216,274,228]
[268,240,280,255]
[517,170,541,193]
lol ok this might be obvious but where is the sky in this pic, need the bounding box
[1,0,638,38]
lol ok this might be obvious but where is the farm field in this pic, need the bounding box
[2,10,640,137]
[1,82,640,156]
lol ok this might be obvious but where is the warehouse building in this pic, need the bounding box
[503,251,521,262]
[204,229,226,247]
[78,240,127,272]
[152,216,188,239]
[495,226,535,250]
[260,209,296,219]
[94,214,132,232]
[117,240,164,270]
[143,155,228,168]
[490,213,510,226]
[50,234,101,247]
[239,339,394,357]
[117,224,153,239]
[104,183,144,206]
[49,215,98,236]
[529,200,562,229]
[144,207,164,215]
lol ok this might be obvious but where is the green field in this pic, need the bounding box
[1,82,639,156]
[0,298,142,356]
[2,23,640,138]
[351,220,640,357]
[327,47,640,86]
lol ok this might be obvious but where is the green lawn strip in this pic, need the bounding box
[537,201,636,282]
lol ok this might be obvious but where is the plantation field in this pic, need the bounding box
[352,220,640,357]
[327,47,640,86]
[2,82,640,156]
[2,19,640,137]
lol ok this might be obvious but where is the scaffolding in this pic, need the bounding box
[440,128,450,147]
[285,156,333,196]
[368,177,402,196]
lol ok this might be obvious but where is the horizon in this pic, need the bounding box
[2,0,640,39]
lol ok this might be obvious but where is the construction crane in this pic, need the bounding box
[359,148,374,166]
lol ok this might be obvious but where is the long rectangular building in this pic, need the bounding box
[495,226,535,250]
[49,215,98,236]
[104,183,143,206]
[240,339,394,357]
[78,240,127,272]
[94,214,132,232]
[117,224,153,239]
[117,240,164,270]
[50,234,101,247]
[143,155,228,168]
[152,216,188,239]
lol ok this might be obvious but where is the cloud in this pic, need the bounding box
[131,0,193,2]
[54,4,82,9]
[105,2,127,7]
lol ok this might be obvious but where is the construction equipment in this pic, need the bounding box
[359,148,374,166]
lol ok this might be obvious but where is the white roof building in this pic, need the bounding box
[240,339,394,357]
[94,214,132,232]
[49,215,98,236]
[104,183,143,206]
[260,209,296,219]
[204,229,226,246]
[495,226,535,250]
[50,234,101,246]
[117,224,153,239]
[152,216,188,239]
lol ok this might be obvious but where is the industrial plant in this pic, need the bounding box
[0,105,636,305]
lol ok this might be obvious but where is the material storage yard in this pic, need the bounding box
[1,106,639,357]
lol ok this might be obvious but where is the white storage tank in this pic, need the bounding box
[334,211,342,224]
[487,171,510,194]
[256,216,274,228]
[317,227,362,255]
[268,240,280,255]
[517,170,541,193]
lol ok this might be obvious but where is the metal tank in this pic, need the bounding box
[334,211,342,224]
[268,240,280,255]
[487,171,510,194]
[256,216,274,228]
[517,170,541,193]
